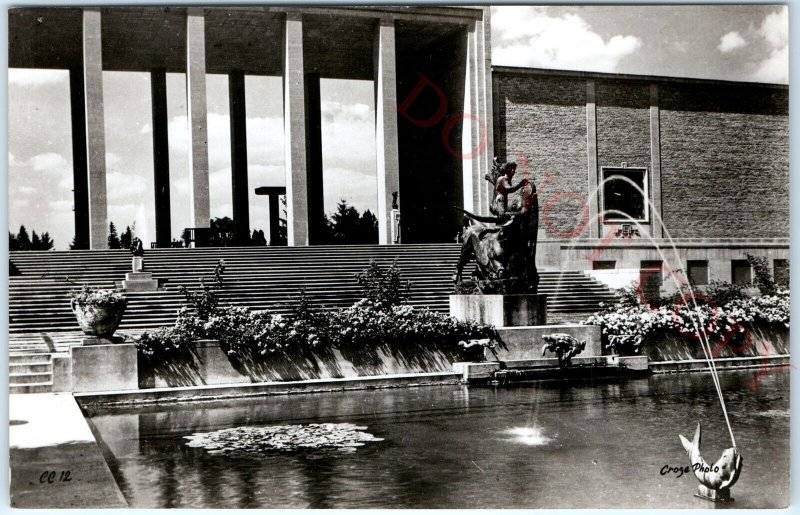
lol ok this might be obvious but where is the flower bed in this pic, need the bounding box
[136,260,495,375]
[582,286,789,356]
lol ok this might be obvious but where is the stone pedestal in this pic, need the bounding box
[121,271,158,292]
[695,484,733,503]
[71,343,138,393]
[449,294,547,327]
[391,209,401,244]
[132,256,143,272]
[494,324,602,361]
[80,335,125,346]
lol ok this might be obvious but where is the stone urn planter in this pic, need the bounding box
[69,287,128,339]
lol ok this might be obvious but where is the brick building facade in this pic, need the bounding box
[493,67,789,289]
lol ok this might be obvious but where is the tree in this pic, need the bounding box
[38,232,54,250]
[251,229,267,246]
[120,226,133,249]
[319,200,379,245]
[9,226,54,251]
[108,222,121,249]
[17,225,31,250]
[209,217,236,247]
[359,210,379,244]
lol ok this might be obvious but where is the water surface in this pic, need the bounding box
[84,368,789,508]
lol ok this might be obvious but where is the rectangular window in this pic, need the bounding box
[639,260,663,305]
[774,259,789,286]
[601,167,648,222]
[687,260,709,285]
[732,260,752,285]
[593,260,616,270]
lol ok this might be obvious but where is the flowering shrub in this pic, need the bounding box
[69,285,127,307]
[137,260,494,363]
[180,259,226,320]
[201,305,319,356]
[136,325,196,360]
[327,299,494,349]
[583,288,789,343]
[354,260,409,307]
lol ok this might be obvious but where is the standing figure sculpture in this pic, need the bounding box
[453,157,539,294]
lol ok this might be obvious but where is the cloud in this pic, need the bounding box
[105,152,123,169]
[321,101,371,123]
[759,6,788,48]
[751,6,788,83]
[18,185,37,195]
[718,31,747,53]
[106,171,148,199]
[672,40,689,53]
[322,167,378,213]
[140,123,152,134]
[29,152,70,175]
[752,44,789,83]
[48,199,72,211]
[491,6,641,72]
[8,69,67,87]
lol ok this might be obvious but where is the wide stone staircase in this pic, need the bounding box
[9,244,616,392]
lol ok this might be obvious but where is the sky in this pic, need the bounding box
[7,4,789,249]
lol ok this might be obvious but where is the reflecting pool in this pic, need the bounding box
[83,368,789,508]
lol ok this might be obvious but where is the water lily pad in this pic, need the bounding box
[183,423,384,456]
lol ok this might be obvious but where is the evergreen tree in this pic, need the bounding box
[17,225,31,250]
[38,232,54,250]
[359,209,379,244]
[108,222,121,249]
[120,226,133,249]
[9,226,54,251]
[251,229,267,246]
[209,217,236,246]
[319,200,379,245]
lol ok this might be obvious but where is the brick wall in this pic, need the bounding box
[494,70,789,241]
[596,80,651,170]
[494,74,589,238]
[659,83,789,238]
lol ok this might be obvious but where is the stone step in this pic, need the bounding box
[9,382,53,394]
[9,353,53,364]
[9,362,52,374]
[10,371,53,384]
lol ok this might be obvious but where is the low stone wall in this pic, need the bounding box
[641,323,788,362]
[139,339,465,389]
[492,324,602,361]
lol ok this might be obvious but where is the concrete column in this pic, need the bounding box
[186,7,210,230]
[82,8,108,250]
[268,193,281,245]
[151,68,171,248]
[304,72,325,244]
[228,69,250,244]
[374,18,401,244]
[68,68,90,250]
[283,12,309,246]
[585,79,599,238]
[461,21,478,213]
[477,8,494,213]
[649,83,664,239]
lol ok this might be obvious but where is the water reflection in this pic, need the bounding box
[84,369,789,508]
